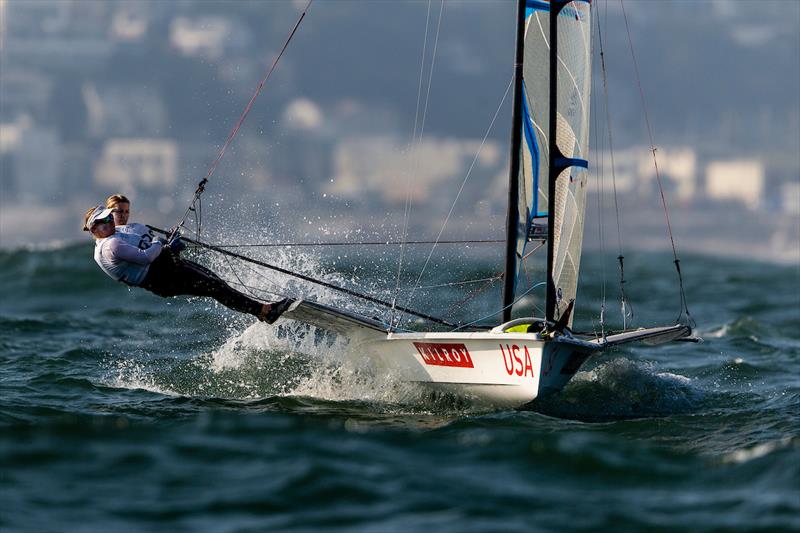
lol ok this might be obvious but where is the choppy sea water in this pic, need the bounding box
[1,243,798,532]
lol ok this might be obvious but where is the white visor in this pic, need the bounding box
[85,205,114,231]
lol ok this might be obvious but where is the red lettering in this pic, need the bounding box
[501,344,514,375]
[500,344,536,378]
[523,346,534,377]
[513,345,523,376]
[413,343,474,368]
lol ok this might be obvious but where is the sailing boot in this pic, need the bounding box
[258,298,295,324]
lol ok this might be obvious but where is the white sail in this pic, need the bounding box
[515,0,592,325]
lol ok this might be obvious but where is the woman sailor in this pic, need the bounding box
[83,204,292,323]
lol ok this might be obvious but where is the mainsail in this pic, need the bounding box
[506,0,592,327]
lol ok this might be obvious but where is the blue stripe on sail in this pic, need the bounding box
[521,83,540,218]
[526,0,550,13]
[513,85,542,298]
[528,0,591,8]
[555,157,589,169]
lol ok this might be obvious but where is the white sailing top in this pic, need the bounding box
[94,224,163,286]
[115,223,155,248]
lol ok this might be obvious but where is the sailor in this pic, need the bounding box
[106,193,132,226]
[104,193,156,251]
[82,204,292,323]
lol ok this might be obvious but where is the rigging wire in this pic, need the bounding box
[405,275,502,292]
[391,0,446,331]
[442,274,503,321]
[595,1,633,329]
[217,274,413,332]
[402,74,515,326]
[591,0,607,338]
[220,250,266,302]
[451,282,548,332]
[171,0,314,240]
[619,0,693,327]
[186,239,504,248]
[149,226,456,328]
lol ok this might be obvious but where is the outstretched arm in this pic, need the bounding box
[107,238,163,265]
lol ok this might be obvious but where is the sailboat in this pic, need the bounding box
[256,0,693,408]
[168,0,695,408]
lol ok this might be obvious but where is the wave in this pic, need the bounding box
[531,357,705,421]
[721,436,799,465]
[103,317,493,417]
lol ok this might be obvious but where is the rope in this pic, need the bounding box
[451,282,547,332]
[617,254,633,329]
[172,0,314,240]
[218,276,409,332]
[596,2,633,329]
[391,0,445,331]
[620,0,692,325]
[591,0,607,338]
[183,239,503,249]
[402,275,502,292]
[401,74,514,327]
[148,226,455,328]
[442,273,503,321]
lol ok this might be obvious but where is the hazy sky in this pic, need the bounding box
[0,0,797,262]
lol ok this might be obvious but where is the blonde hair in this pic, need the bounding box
[82,206,98,235]
[105,194,130,209]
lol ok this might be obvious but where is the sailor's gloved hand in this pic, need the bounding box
[168,236,187,253]
[156,237,169,247]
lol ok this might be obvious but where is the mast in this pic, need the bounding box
[546,0,566,324]
[502,0,527,322]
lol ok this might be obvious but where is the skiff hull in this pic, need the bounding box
[356,332,597,409]
[283,299,693,409]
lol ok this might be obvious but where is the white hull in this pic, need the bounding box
[284,299,692,409]
[356,332,596,409]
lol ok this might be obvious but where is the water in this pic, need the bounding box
[1,243,798,531]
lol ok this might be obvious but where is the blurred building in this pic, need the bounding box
[94,138,178,196]
[170,16,251,61]
[705,159,765,209]
[0,70,53,122]
[82,83,168,140]
[329,136,502,208]
[781,181,800,217]
[590,146,697,203]
[109,4,149,43]
[0,116,62,203]
[2,0,114,69]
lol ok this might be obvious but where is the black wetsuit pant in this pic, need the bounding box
[140,251,262,317]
